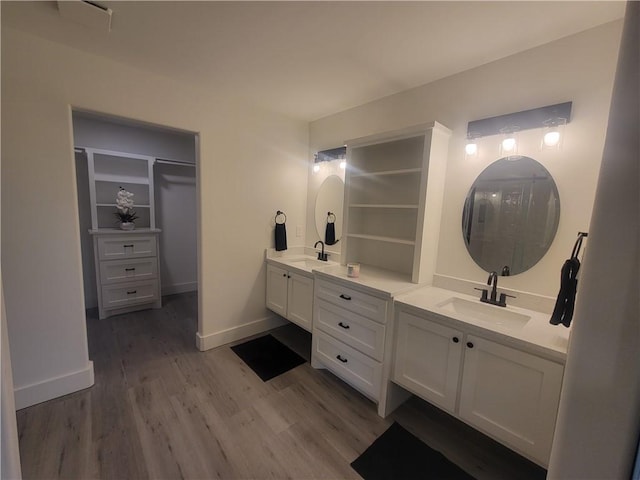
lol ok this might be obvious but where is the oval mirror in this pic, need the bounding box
[315,175,344,245]
[462,156,560,275]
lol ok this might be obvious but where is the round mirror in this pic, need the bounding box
[462,156,560,275]
[315,175,344,245]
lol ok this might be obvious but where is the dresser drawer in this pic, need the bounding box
[315,279,387,324]
[315,299,385,361]
[312,329,382,400]
[99,258,158,285]
[101,280,159,310]
[97,235,157,261]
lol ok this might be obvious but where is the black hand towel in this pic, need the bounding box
[550,257,580,327]
[325,222,336,245]
[275,223,287,251]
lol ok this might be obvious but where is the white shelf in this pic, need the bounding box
[347,233,416,246]
[94,173,149,185]
[350,168,421,178]
[350,204,419,209]
[97,203,151,208]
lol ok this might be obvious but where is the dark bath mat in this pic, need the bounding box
[231,334,306,381]
[351,422,476,480]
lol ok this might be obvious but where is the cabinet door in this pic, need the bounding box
[266,264,288,318]
[287,272,313,332]
[393,311,463,413]
[459,335,564,466]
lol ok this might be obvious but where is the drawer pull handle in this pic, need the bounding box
[338,322,350,330]
[336,355,348,363]
[466,342,474,349]
[452,337,459,343]
[339,294,351,301]
[127,290,137,295]
[125,268,136,272]
[123,244,134,248]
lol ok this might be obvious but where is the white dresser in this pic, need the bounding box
[90,229,162,319]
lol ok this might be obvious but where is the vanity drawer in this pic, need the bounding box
[313,329,382,400]
[99,258,158,284]
[101,280,159,310]
[315,279,387,324]
[315,299,385,361]
[97,235,157,261]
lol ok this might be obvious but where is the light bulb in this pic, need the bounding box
[465,142,478,156]
[502,137,517,152]
[340,160,346,169]
[313,164,320,173]
[543,130,561,147]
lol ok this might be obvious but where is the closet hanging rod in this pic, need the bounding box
[155,158,196,168]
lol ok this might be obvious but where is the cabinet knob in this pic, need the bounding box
[336,354,348,363]
[452,337,459,343]
[283,273,287,277]
[338,322,350,330]
[287,275,291,278]
[466,342,474,348]
[339,294,352,301]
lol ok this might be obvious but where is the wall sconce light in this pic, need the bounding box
[314,146,347,174]
[466,102,572,159]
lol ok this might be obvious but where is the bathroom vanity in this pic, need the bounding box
[391,286,568,466]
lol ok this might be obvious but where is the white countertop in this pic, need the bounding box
[395,286,571,362]
[313,264,419,299]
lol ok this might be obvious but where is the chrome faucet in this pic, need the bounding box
[314,240,328,261]
[475,271,515,307]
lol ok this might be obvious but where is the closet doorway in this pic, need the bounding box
[72,110,198,328]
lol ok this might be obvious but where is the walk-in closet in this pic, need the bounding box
[73,111,198,318]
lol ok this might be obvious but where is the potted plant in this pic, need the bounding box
[114,187,139,230]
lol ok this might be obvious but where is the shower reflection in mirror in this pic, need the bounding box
[462,156,560,276]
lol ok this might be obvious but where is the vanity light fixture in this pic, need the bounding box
[465,132,481,158]
[466,102,572,158]
[314,146,347,173]
[499,126,519,158]
[541,117,567,150]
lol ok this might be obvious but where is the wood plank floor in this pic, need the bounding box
[17,292,546,479]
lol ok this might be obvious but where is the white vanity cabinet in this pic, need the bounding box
[393,311,463,413]
[311,278,390,403]
[458,335,564,466]
[91,230,162,319]
[266,264,314,332]
[392,307,564,466]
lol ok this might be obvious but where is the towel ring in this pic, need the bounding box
[275,210,287,224]
[327,212,336,224]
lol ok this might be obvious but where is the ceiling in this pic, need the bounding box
[1,1,625,121]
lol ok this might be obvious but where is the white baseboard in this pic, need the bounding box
[196,315,287,351]
[162,281,198,296]
[14,362,95,410]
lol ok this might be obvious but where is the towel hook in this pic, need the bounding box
[275,210,287,224]
[327,211,336,224]
[571,231,588,259]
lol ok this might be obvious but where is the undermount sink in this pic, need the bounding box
[290,258,334,269]
[436,297,530,329]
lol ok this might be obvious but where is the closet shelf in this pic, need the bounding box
[350,167,421,178]
[347,233,416,246]
[96,203,151,208]
[94,173,149,185]
[349,204,419,209]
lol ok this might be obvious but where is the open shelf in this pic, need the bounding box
[349,204,419,209]
[346,234,416,245]
[350,168,422,178]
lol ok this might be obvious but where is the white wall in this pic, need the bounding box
[1,27,308,407]
[72,114,198,305]
[309,21,622,301]
[549,3,639,476]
